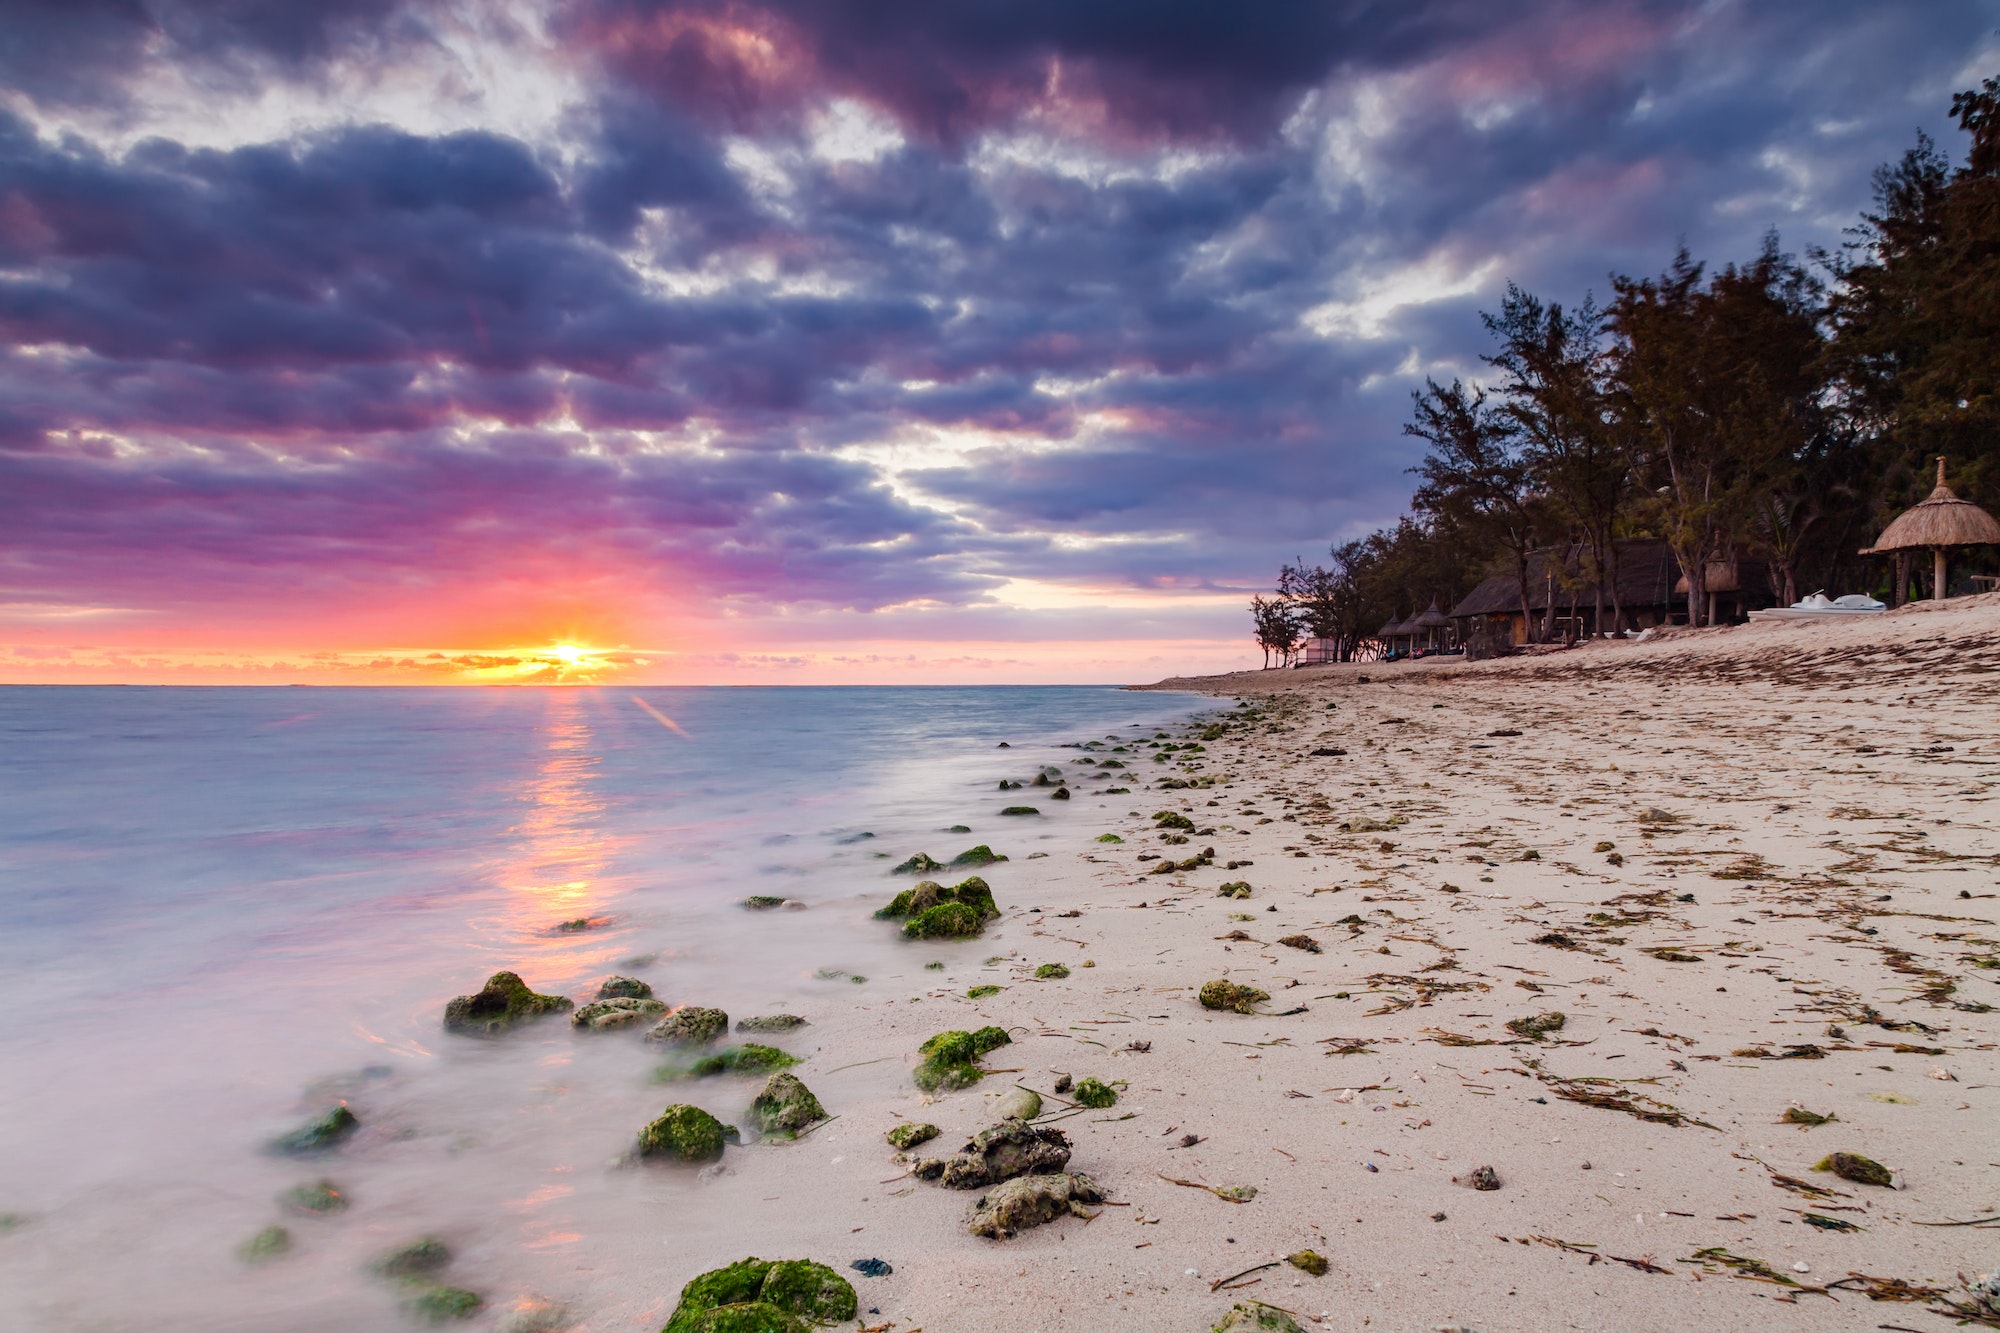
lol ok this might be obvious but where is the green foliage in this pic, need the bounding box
[1033,963,1069,979]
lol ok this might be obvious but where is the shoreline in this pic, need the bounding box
[749,594,1999,1330]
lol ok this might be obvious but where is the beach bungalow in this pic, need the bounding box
[1448,538,1774,648]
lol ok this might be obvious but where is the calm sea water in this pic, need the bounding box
[0,685,1203,1330]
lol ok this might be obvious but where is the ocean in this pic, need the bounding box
[0,685,1205,1330]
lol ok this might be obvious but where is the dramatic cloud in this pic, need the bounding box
[1,0,1993,679]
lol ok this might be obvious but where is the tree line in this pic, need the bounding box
[1254,76,2000,666]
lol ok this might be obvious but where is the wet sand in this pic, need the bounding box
[693,594,2000,1332]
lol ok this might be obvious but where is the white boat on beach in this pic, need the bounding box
[1749,591,1887,620]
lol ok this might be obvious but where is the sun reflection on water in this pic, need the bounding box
[484,692,631,957]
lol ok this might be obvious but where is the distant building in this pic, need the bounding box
[1448,538,1773,647]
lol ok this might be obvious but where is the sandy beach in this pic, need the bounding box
[623,595,2000,1333]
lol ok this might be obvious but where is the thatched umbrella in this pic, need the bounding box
[1412,602,1451,651]
[1861,457,2000,602]
[1378,615,1411,654]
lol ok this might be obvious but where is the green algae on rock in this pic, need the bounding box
[749,1072,827,1137]
[375,1237,453,1280]
[1199,980,1269,1014]
[904,901,982,939]
[663,1258,856,1333]
[270,1105,359,1155]
[890,853,944,875]
[574,997,670,1030]
[1216,881,1252,899]
[965,1172,1103,1239]
[1033,963,1069,980]
[998,806,1040,816]
[950,845,1008,867]
[1153,810,1196,831]
[1096,833,1124,843]
[885,1121,940,1151]
[965,984,1003,999]
[1071,1076,1116,1109]
[736,1014,808,1033]
[596,975,654,1000]
[638,1104,729,1162]
[913,1026,1012,1091]
[237,1224,291,1264]
[648,1006,730,1046]
[686,1044,801,1077]
[405,1285,485,1323]
[742,896,788,910]
[443,972,574,1035]
[994,1087,1041,1121]
[281,1179,348,1214]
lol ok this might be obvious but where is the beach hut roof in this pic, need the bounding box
[1864,458,2000,553]
[1412,603,1450,630]
[1377,616,1407,637]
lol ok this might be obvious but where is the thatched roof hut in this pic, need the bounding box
[1861,458,2000,601]
[1412,604,1450,632]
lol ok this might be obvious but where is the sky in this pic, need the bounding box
[2,1,1995,685]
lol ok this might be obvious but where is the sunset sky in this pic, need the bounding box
[2,1,1993,684]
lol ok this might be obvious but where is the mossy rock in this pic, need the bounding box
[999,806,1040,816]
[757,1260,856,1323]
[688,1044,801,1077]
[950,845,1007,867]
[913,1027,1010,1091]
[666,1258,771,1331]
[374,1237,452,1279]
[574,997,669,1030]
[270,1105,359,1155]
[648,1007,730,1045]
[891,853,943,875]
[1153,811,1195,831]
[1095,833,1124,843]
[638,1104,729,1162]
[1816,1152,1894,1186]
[405,1285,484,1323]
[737,1014,807,1033]
[1199,980,1268,1014]
[1033,963,1069,980]
[886,1122,939,1151]
[1286,1249,1328,1276]
[743,896,788,910]
[1217,881,1252,899]
[281,1179,348,1214]
[903,902,982,939]
[596,975,655,1000]
[1072,1077,1116,1108]
[682,1304,808,1333]
[664,1258,855,1333]
[237,1224,291,1264]
[966,985,1002,999]
[879,876,997,926]
[443,972,573,1035]
[750,1072,827,1137]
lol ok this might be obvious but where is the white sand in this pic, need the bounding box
[608,597,2000,1333]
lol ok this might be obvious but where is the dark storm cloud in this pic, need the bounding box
[1,0,1995,627]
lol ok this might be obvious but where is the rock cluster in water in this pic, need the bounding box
[442,972,573,1036]
[875,876,1000,940]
